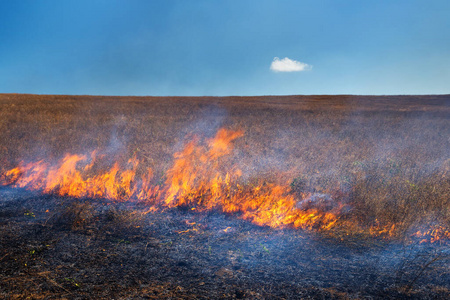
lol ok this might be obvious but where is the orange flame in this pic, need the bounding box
[1,128,448,242]
[1,152,156,202]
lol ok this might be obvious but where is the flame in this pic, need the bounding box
[1,152,157,202]
[1,128,448,242]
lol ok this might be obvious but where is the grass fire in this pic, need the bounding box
[1,94,449,298]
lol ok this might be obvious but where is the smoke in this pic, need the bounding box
[173,103,228,153]
[105,115,128,156]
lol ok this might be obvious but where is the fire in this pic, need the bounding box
[1,152,155,201]
[1,128,448,242]
[160,128,341,230]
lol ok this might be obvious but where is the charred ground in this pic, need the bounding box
[0,94,449,299]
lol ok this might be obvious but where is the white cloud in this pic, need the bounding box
[270,57,312,72]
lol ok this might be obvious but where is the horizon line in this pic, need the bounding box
[2,92,450,98]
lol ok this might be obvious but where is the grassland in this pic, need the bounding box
[0,93,449,298]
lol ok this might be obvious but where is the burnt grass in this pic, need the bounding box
[1,189,449,299]
[1,94,450,299]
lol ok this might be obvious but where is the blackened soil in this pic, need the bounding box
[0,188,449,299]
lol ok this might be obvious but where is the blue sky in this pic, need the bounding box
[1,0,449,96]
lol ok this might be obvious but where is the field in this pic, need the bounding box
[0,93,449,299]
